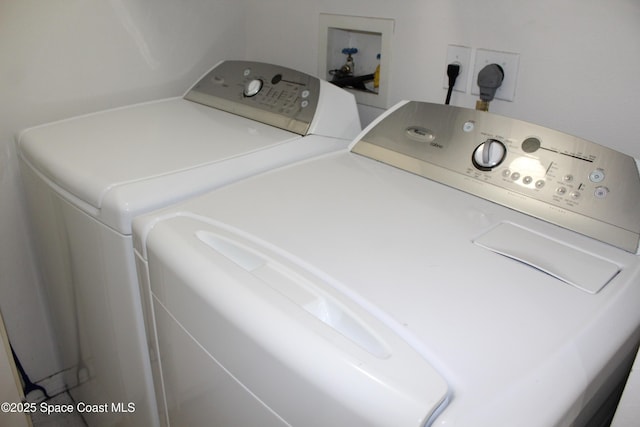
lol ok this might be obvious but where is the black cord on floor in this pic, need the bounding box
[11,343,51,400]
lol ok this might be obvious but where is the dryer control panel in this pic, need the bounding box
[352,101,640,253]
[185,61,321,135]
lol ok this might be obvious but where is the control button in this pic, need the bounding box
[243,79,263,97]
[301,90,310,99]
[301,100,309,108]
[511,172,521,181]
[556,187,567,195]
[502,169,511,178]
[463,121,475,132]
[271,74,282,84]
[535,180,546,189]
[243,68,251,77]
[570,191,581,199]
[594,186,609,199]
[472,139,507,171]
[521,137,541,153]
[523,176,533,185]
[563,174,574,183]
[212,75,225,85]
[589,169,605,183]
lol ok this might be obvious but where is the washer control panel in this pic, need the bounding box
[185,60,320,135]
[352,101,640,253]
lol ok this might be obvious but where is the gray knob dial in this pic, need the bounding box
[472,139,506,171]
[244,79,263,97]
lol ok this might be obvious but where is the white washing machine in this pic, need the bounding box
[133,101,640,427]
[610,346,640,426]
[17,60,360,427]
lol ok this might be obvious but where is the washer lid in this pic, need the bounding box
[18,98,299,212]
[134,150,640,426]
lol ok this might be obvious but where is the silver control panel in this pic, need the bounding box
[185,61,321,135]
[352,101,640,253]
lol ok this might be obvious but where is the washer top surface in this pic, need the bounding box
[17,60,361,234]
[136,149,640,426]
[19,98,297,210]
[134,102,640,426]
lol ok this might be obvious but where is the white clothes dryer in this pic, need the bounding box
[133,101,640,427]
[17,60,360,427]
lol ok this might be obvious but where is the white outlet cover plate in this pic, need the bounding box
[443,45,471,93]
[472,48,520,102]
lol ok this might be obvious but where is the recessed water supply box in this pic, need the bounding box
[318,14,393,109]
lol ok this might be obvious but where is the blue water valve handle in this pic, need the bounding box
[342,47,358,56]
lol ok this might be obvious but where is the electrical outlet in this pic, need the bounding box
[443,45,471,93]
[472,49,520,102]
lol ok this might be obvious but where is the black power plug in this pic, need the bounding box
[445,63,461,105]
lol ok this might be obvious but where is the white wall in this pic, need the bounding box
[0,0,246,382]
[244,0,640,158]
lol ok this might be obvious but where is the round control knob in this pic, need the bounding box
[243,79,263,97]
[472,139,507,171]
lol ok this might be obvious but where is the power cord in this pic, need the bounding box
[445,63,461,105]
